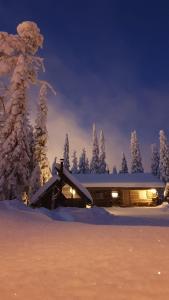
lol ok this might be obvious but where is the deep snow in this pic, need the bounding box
[0,200,169,300]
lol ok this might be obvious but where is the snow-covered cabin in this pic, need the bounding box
[30,163,93,209]
[30,161,164,208]
[74,173,165,207]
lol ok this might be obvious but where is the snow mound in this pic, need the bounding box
[0,200,112,224]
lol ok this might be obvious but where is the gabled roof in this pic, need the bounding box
[30,175,60,205]
[75,173,164,188]
[56,164,93,203]
[30,165,93,206]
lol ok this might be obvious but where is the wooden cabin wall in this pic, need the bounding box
[86,187,163,207]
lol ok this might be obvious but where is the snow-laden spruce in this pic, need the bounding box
[90,123,100,173]
[99,129,107,173]
[151,144,159,176]
[159,130,169,182]
[78,148,90,174]
[63,133,70,171]
[71,151,78,174]
[85,157,90,174]
[0,22,50,200]
[130,130,144,173]
[0,55,33,199]
[0,21,43,77]
[119,152,128,174]
[30,84,51,195]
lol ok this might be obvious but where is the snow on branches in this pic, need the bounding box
[0,22,52,200]
[90,123,100,173]
[63,133,70,171]
[130,130,144,174]
[159,130,169,182]
[29,83,52,195]
[151,144,159,177]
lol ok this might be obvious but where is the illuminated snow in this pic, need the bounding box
[0,200,169,300]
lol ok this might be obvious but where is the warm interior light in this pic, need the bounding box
[150,189,157,194]
[111,191,119,198]
[70,187,76,196]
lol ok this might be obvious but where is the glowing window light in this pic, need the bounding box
[150,189,157,195]
[86,204,91,209]
[111,191,119,198]
[70,187,76,197]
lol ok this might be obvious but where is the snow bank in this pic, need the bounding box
[0,200,169,300]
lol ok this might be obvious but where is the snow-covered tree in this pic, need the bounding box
[0,22,44,200]
[90,123,100,173]
[159,130,169,182]
[85,157,90,174]
[52,157,57,175]
[99,129,107,173]
[119,152,128,174]
[151,144,159,176]
[112,166,117,175]
[0,55,32,199]
[130,130,144,173]
[71,151,78,174]
[63,133,70,171]
[79,148,89,174]
[30,84,51,195]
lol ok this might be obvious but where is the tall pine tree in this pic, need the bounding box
[79,148,89,174]
[99,129,107,173]
[119,152,128,174]
[30,83,51,195]
[0,22,44,200]
[151,144,159,176]
[63,133,70,171]
[159,130,169,182]
[71,151,78,174]
[90,123,100,173]
[0,55,32,199]
[130,130,144,173]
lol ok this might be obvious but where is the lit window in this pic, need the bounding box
[150,189,157,195]
[111,191,119,198]
[70,187,76,196]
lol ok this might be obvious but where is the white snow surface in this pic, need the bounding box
[75,172,164,188]
[0,200,169,299]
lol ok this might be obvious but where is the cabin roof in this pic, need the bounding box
[74,173,164,188]
[30,165,93,206]
[30,175,60,204]
[56,164,93,203]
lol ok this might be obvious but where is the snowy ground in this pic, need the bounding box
[0,201,169,300]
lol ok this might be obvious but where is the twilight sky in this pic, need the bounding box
[1,0,169,171]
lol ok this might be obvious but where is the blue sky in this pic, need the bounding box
[1,0,169,170]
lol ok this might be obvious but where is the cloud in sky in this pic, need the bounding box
[47,93,130,172]
[43,53,169,172]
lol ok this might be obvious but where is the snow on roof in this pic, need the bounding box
[75,173,164,188]
[62,167,93,202]
[30,175,60,204]
[30,166,93,205]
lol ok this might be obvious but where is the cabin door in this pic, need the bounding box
[122,190,131,206]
